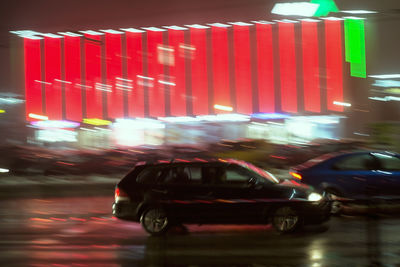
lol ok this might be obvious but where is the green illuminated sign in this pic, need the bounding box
[310,0,339,17]
[344,19,367,78]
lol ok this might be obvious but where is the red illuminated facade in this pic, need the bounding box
[19,19,347,122]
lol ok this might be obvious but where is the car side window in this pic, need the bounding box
[224,166,253,186]
[334,154,377,171]
[136,167,169,184]
[163,166,191,184]
[373,153,400,171]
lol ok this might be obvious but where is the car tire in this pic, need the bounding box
[326,188,343,216]
[140,207,170,236]
[271,206,302,233]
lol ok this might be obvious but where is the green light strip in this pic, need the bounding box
[344,18,366,78]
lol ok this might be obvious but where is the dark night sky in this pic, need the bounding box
[0,0,400,93]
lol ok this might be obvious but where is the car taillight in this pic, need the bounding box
[289,171,302,180]
[115,187,130,202]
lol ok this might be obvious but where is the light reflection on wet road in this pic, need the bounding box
[1,196,400,266]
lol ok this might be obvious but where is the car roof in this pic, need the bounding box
[134,157,251,167]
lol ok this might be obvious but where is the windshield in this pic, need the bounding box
[227,159,279,184]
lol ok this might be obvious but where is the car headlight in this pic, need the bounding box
[308,193,322,202]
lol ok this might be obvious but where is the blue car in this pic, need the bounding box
[289,151,400,202]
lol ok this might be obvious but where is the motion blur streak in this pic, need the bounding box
[278,21,297,113]
[105,32,124,119]
[301,20,321,113]
[211,24,231,114]
[126,30,145,118]
[255,22,274,113]
[325,19,344,112]
[44,36,63,120]
[190,26,208,115]
[24,38,43,121]
[147,29,165,117]
[168,27,187,116]
[84,34,103,118]
[64,35,82,122]
[233,23,252,114]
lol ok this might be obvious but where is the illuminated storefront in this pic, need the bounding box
[12,15,367,146]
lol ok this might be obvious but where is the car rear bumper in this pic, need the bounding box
[112,202,140,221]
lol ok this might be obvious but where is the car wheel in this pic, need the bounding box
[326,189,343,216]
[140,207,170,236]
[272,206,301,233]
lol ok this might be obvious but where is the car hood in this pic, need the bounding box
[275,179,314,197]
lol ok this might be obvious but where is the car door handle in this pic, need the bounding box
[353,177,367,182]
[152,189,168,194]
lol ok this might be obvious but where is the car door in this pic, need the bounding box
[328,153,381,198]
[208,164,268,223]
[371,152,400,197]
[157,164,217,223]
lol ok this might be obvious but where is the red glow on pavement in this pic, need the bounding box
[168,28,186,116]
[126,31,144,117]
[190,27,209,115]
[301,20,321,112]
[105,33,124,119]
[279,22,297,113]
[325,20,344,112]
[24,38,43,121]
[44,37,62,120]
[64,36,82,121]
[233,25,252,114]
[256,23,274,113]
[212,26,231,113]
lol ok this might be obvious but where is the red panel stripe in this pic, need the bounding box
[84,34,103,119]
[126,31,144,118]
[256,23,274,113]
[190,28,208,115]
[301,21,320,113]
[147,30,165,118]
[105,33,124,119]
[44,37,62,120]
[24,38,42,121]
[168,29,186,116]
[279,22,297,113]
[325,20,344,112]
[64,36,82,122]
[211,26,230,113]
[233,25,252,114]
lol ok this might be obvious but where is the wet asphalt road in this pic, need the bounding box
[1,195,400,266]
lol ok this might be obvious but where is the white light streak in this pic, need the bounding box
[228,22,253,26]
[163,26,187,31]
[207,23,231,28]
[158,80,176,86]
[29,113,49,121]
[141,27,166,32]
[271,2,319,17]
[116,77,133,82]
[34,80,52,85]
[120,28,145,33]
[342,10,377,14]
[214,104,233,112]
[369,74,400,79]
[100,29,124,34]
[54,79,72,84]
[333,101,351,107]
[185,24,210,29]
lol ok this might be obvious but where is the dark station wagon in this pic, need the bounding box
[113,158,331,235]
